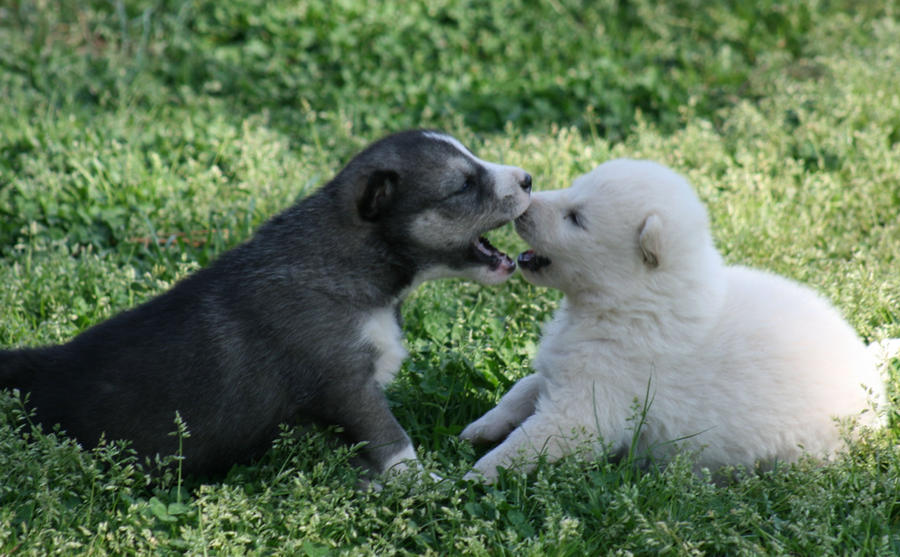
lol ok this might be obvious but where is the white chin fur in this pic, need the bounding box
[468,264,516,285]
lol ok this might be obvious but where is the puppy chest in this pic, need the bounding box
[359,308,408,387]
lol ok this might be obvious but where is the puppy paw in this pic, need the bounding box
[382,453,445,485]
[461,470,482,483]
[462,466,497,485]
[460,418,511,445]
[459,421,485,442]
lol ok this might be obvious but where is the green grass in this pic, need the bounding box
[2,0,900,554]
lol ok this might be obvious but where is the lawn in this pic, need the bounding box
[2,0,900,554]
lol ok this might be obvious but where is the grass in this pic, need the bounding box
[2,0,900,554]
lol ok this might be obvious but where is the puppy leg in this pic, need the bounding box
[465,410,582,483]
[327,381,420,475]
[460,373,545,444]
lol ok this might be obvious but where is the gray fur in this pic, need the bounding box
[0,130,532,475]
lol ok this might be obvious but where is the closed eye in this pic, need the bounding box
[566,210,586,229]
[453,178,474,197]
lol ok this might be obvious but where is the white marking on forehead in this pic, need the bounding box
[422,132,524,181]
[421,131,524,185]
[421,131,477,160]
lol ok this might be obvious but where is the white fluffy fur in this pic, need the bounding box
[461,159,888,483]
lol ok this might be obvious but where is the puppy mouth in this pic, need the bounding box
[517,249,551,272]
[470,235,516,273]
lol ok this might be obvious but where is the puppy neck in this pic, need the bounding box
[559,255,728,351]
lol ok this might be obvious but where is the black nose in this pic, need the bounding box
[520,173,532,193]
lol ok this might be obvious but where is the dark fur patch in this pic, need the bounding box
[0,130,528,476]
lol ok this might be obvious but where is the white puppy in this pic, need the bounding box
[461,159,888,483]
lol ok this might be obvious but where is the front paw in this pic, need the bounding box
[460,419,504,445]
[460,413,515,445]
[462,465,498,484]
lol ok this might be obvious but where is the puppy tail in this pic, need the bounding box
[868,338,900,369]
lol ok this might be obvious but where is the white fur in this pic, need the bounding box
[463,159,888,483]
[378,443,444,482]
[422,131,478,159]
[359,307,408,387]
[381,443,419,474]
[869,338,900,368]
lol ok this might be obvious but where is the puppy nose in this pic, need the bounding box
[520,173,532,193]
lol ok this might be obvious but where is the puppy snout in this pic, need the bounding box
[520,173,532,193]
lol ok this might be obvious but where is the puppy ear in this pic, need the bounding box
[358,170,398,221]
[639,213,662,268]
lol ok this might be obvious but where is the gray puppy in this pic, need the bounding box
[0,130,532,476]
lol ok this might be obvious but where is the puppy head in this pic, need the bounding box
[348,130,533,285]
[514,159,714,299]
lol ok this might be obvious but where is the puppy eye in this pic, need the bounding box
[566,210,585,229]
[455,178,474,196]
